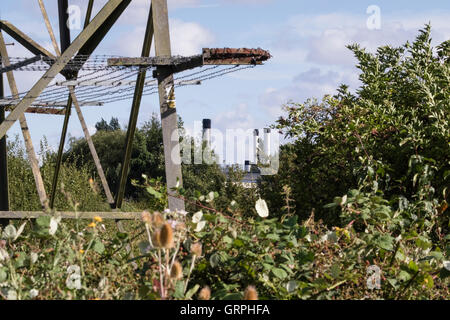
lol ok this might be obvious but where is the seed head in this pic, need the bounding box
[160,223,174,249]
[198,286,211,300]
[190,242,202,257]
[152,212,164,228]
[152,229,162,248]
[170,261,183,280]
[244,286,258,300]
[141,211,152,225]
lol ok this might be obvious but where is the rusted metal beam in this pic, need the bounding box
[202,48,271,65]
[22,107,66,115]
[107,48,272,69]
[152,0,185,211]
[0,211,142,220]
[0,0,132,140]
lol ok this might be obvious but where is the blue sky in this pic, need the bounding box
[2,0,450,164]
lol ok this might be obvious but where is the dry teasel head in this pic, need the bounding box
[190,242,202,257]
[152,212,164,228]
[170,261,183,280]
[141,211,152,225]
[152,229,162,248]
[243,286,258,300]
[160,223,175,249]
[198,286,211,300]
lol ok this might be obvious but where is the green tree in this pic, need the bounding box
[263,25,449,228]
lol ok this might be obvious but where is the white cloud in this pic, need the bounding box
[110,18,214,57]
[284,11,450,66]
[258,67,360,118]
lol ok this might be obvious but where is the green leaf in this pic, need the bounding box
[209,253,221,268]
[0,268,7,282]
[173,281,185,299]
[146,186,162,199]
[375,234,394,251]
[2,225,16,240]
[222,293,242,300]
[93,240,105,254]
[330,263,341,279]
[36,216,50,227]
[272,267,288,279]
[408,261,419,273]
[398,270,412,282]
[185,284,200,300]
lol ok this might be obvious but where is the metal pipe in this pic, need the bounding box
[49,94,72,209]
[115,4,153,209]
[263,128,271,160]
[202,118,211,150]
[253,129,259,164]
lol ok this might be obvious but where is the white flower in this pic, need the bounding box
[286,280,298,293]
[177,210,188,216]
[30,252,38,264]
[192,211,203,224]
[194,221,206,232]
[49,216,61,236]
[66,274,82,290]
[67,265,81,275]
[2,225,16,240]
[29,289,39,299]
[205,191,215,203]
[444,261,450,271]
[164,209,171,214]
[255,199,269,218]
[66,265,82,290]
[0,248,9,261]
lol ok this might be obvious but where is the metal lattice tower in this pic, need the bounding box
[0,0,271,221]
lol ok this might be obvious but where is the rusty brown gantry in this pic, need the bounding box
[0,0,271,221]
